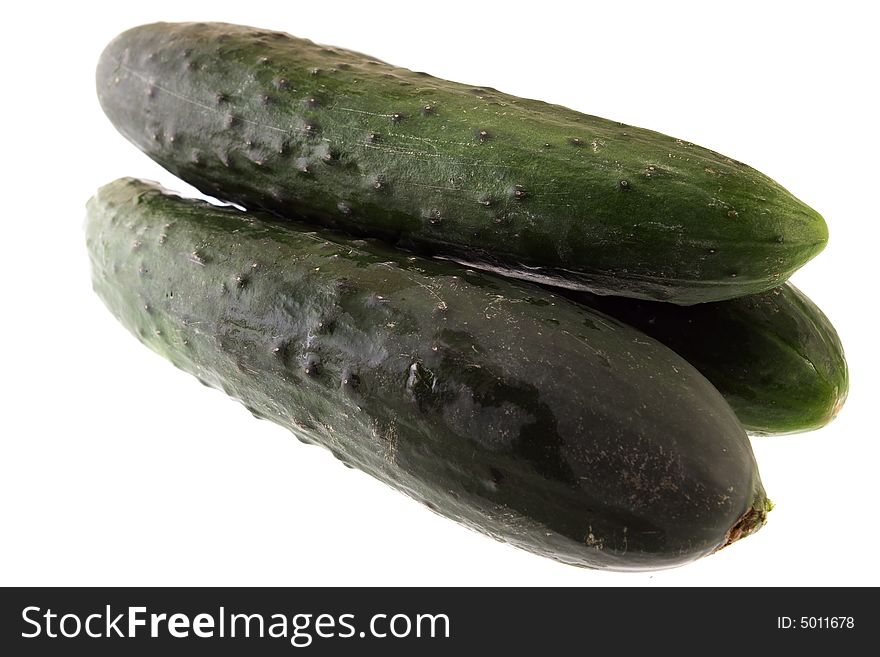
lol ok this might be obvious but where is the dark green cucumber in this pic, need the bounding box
[560,285,848,435]
[86,178,770,570]
[96,22,827,305]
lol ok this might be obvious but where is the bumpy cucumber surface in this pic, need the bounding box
[86,178,770,570]
[565,284,848,435]
[96,22,827,305]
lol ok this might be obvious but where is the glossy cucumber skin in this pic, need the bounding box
[96,22,827,305]
[86,178,769,570]
[564,284,848,435]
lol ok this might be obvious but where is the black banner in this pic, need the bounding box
[0,587,868,654]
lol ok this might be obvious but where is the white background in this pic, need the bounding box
[1,0,877,586]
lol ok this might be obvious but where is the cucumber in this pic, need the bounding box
[96,22,827,305]
[563,284,848,435]
[86,178,770,570]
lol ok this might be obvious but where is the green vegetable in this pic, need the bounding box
[86,178,770,570]
[96,22,827,305]
[562,284,848,434]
